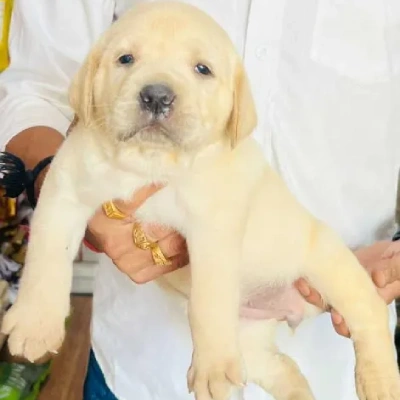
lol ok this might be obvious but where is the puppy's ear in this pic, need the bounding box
[69,45,102,127]
[227,60,257,148]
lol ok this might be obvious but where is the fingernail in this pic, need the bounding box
[297,281,311,297]
[332,311,342,325]
[378,271,388,287]
[375,271,386,288]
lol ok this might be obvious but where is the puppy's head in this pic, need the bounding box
[69,2,257,153]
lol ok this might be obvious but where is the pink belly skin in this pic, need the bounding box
[239,241,400,327]
[240,285,306,329]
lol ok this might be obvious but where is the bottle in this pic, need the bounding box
[0,0,13,72]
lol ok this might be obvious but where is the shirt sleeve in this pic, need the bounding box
[0,0,115,149]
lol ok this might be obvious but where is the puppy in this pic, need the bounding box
[2,3,400,400]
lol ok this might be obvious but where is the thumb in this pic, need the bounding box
[113,184,164,215]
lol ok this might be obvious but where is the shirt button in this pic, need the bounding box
[256,46,268,60]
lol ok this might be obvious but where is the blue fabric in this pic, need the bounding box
[84,349,118,400]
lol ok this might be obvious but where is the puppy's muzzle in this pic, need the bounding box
[139,84,176,117]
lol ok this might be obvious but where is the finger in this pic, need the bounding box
[88,203,131,236]
[377,280,400,304]
[333,320,350,338]
[354,241,391,265]
[155,233,187,258]
[331,309,350,338]
[331,309,343,325]
[381,241,400,260]
[295,279,325,309]
[143,223,178,242]
[113,184,164,214]
[101,221,186,261]
[100,223,136,259]
[373,257,400,287]
[128,254,189,284]
[113,248,154,276]
[113,237,188,275]
[372,270,387,289]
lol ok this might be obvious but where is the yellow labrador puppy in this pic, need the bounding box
[2,3,399,400]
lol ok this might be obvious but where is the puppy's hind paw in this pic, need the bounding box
[356,365,400,400]
[187,352,245,400]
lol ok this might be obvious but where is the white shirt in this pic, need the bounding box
[1,1,399,399]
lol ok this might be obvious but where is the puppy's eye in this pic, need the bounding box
[195,63,212,76]
[118,54,135,65]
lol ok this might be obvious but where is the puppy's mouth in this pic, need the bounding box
[118,120,177,145]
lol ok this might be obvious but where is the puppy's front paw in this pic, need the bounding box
[2,300,68,362]
[187,352,245,400]
[356,361,400,400]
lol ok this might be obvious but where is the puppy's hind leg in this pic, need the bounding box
[304,223,400,400]
[240,320,315,400]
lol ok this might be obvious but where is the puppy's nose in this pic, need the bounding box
[139,84,175,115]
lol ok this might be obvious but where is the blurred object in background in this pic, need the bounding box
[0,188,31,304]
[0,0,13,72]
[393,169,400,367]
[0,184,98,300]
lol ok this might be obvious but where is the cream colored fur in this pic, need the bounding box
[2,3,400,400]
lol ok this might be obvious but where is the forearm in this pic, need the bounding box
[6,126,64,168]
[5,126,65,197]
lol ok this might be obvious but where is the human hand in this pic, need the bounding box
[86,185,188,283]
[295,241,400,337]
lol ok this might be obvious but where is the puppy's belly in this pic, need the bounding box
[240,285,307,328]
[160,268,318,328]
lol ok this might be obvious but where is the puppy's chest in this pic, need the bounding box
[76,167,144,207]
[80,157,196,232]
[135,187,189,235]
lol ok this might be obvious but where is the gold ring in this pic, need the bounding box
[132,222,171,266]
[102,200,127,220]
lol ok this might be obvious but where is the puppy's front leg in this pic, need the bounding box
[1,142,94,362]
[186,222,244,400]
[305,223,400,400]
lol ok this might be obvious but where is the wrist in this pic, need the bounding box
[83,229,103,253]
